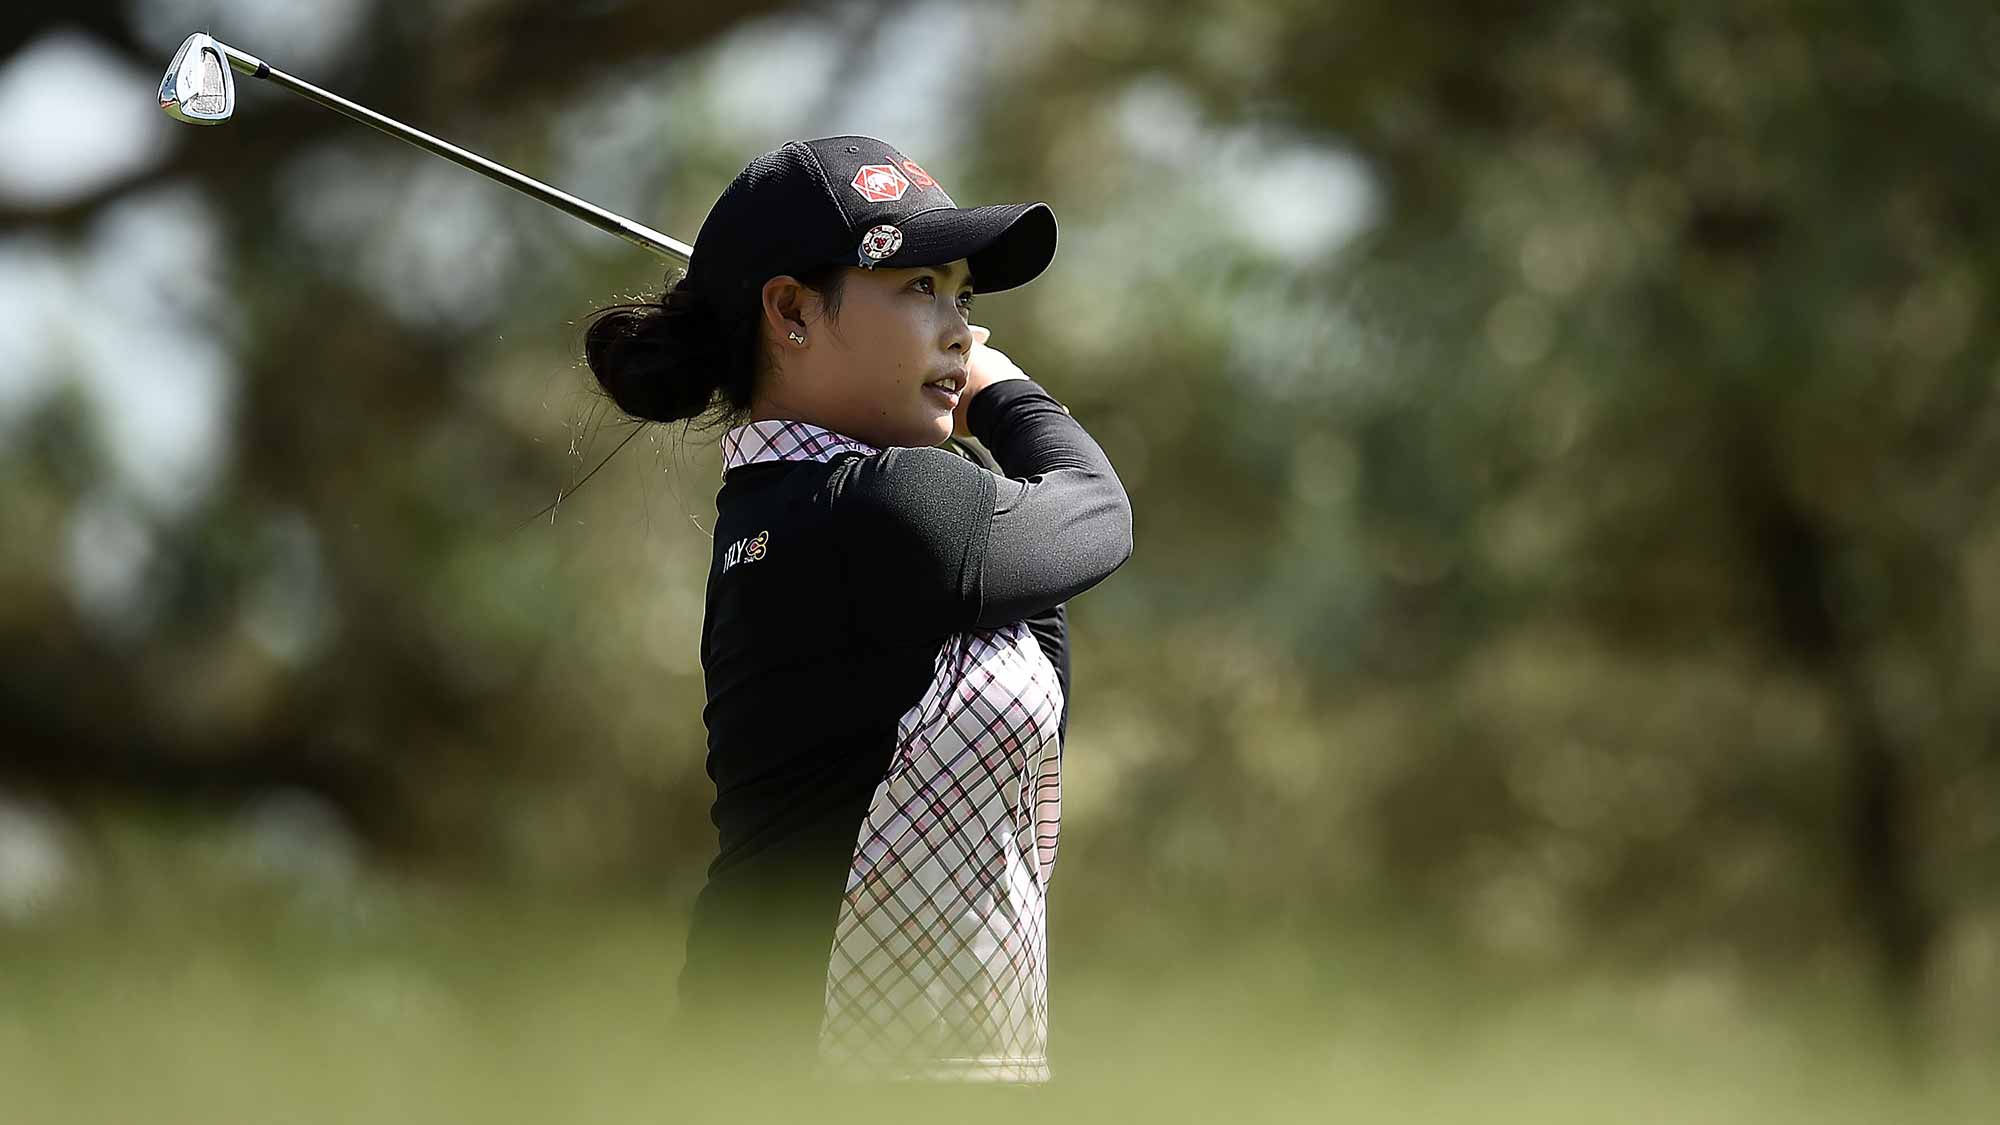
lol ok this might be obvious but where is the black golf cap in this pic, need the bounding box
[683,136,1057,315]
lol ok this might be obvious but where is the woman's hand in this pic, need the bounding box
[953,325,1029,439]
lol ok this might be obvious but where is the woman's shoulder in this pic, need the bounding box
[825,443,996,522]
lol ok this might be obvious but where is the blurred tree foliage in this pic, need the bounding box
[3,0,1997,1051]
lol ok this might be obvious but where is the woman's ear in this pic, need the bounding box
[760,275,812,345]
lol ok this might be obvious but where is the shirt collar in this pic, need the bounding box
[719,419,881,479]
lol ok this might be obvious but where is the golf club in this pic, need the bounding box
[158,32,693,263]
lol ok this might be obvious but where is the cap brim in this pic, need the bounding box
[888,202,1057,293]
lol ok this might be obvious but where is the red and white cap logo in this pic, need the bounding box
[851,164,911,203]
[899,159,937,189]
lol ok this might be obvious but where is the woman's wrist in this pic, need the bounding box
[953,374,1028,437]
[959,374,1050,440]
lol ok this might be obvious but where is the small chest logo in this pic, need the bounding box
[722,530,769,574]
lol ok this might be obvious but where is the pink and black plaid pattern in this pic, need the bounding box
[817,621,1064,1083]
[717,418,1067,1083]
[720,419,880,478]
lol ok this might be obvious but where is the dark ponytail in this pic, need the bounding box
[582,271,738,429]
[581,266,849,431]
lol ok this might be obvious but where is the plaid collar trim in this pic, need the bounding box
[719,419,881,479]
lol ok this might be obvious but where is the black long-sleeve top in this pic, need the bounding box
[674,377,1132,1084]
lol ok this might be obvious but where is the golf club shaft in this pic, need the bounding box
[214,42,692,264]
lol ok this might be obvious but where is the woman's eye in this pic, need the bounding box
[912,276,972,312]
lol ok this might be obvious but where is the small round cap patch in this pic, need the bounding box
[857,224,904,265]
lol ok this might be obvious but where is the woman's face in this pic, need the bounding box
[757,258,977,449]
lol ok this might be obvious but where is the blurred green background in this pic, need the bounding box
[3,0,1997,1119]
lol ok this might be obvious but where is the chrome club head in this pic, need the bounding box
[147,29,692,260]
[159,33,234,124]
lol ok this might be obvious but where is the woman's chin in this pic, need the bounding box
[911,411,954,447]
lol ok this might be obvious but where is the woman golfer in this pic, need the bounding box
[583,136,1132,1085]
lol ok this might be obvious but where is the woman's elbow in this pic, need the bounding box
[1104,487,1135,570]
[1063,469,1133,575]
[1117,496,1134,564]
